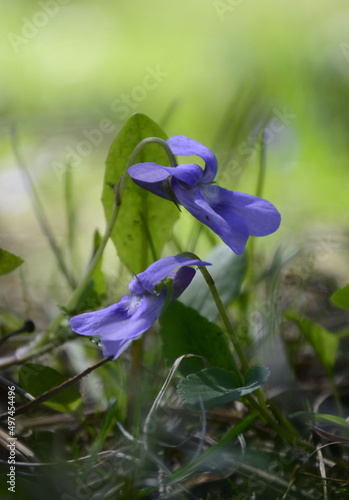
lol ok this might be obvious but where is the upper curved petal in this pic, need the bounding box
[129,255,211,295]
[129,162,204,191]
[162,164,204,187]
[167,135,218,184]
[70,291,167,359]
[200,185,281,237]
[127,163,171,200]
[173,182,250,254]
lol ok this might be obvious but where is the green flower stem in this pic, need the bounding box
[28,197,121,352]
[255,128,267,199]
[330,374,344,418]
[195,261,308,446]
[126,136,177,425]
[0,136,176,369]
[64,168,80,276]
[244,393,305,448]
[197,265,250,375]
[127,337,143,426]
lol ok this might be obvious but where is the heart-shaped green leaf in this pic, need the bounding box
[19,363,82,414]
[178,365,270,410]
[160,301,236,376]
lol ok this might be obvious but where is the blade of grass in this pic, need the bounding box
[64,167,79,276]
[166,413,257,485]
[11,125,77,289]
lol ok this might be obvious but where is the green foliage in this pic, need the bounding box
[160,301,235,376]
[102,113,179,274]
[74,230,107,313]
[0,247,23,276]
[178,365,270,411]
[180,245,247,321]
[331,283,349,310]
[87,397,118,467]
[290,411,348,428]
[19,363,82,414]
[166,413,257,486]
[0,311,23,333]
[286,312,339,376]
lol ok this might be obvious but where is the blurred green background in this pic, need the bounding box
[1,0,349,323]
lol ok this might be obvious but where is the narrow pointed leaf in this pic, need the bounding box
[73,230,107,313]
[290,411,348,428]
[0,248,24,276]
[286,312,339,376]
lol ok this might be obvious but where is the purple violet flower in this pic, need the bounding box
[128,136,281,254]
[70,255,210,360]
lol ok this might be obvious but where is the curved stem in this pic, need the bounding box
[197,265,250,374]
[179,253,306,445]
[123,136,177,424]
[31,199,120,351]
[0,136,178,369]
[255,128,267,199]
[32,139,173,349]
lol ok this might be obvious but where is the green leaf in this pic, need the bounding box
[88,397,118,466]
[0,311,23,334]
[331,283,349,310]
[160,301,235,376]
[290,411,348,428]
[167,413,257,485]
[74,230,107,313]
[0,248,24,276]
[179,245,247,321]
[19,363,82,413]
[286,312,339,376]
[91,231,107,296]
[102,113,179,274]
[178,365,270,411]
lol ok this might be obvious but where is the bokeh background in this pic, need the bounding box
[1,0,349,325]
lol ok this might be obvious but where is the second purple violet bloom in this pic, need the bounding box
[128,136,281,254]
[70,256,210,360]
